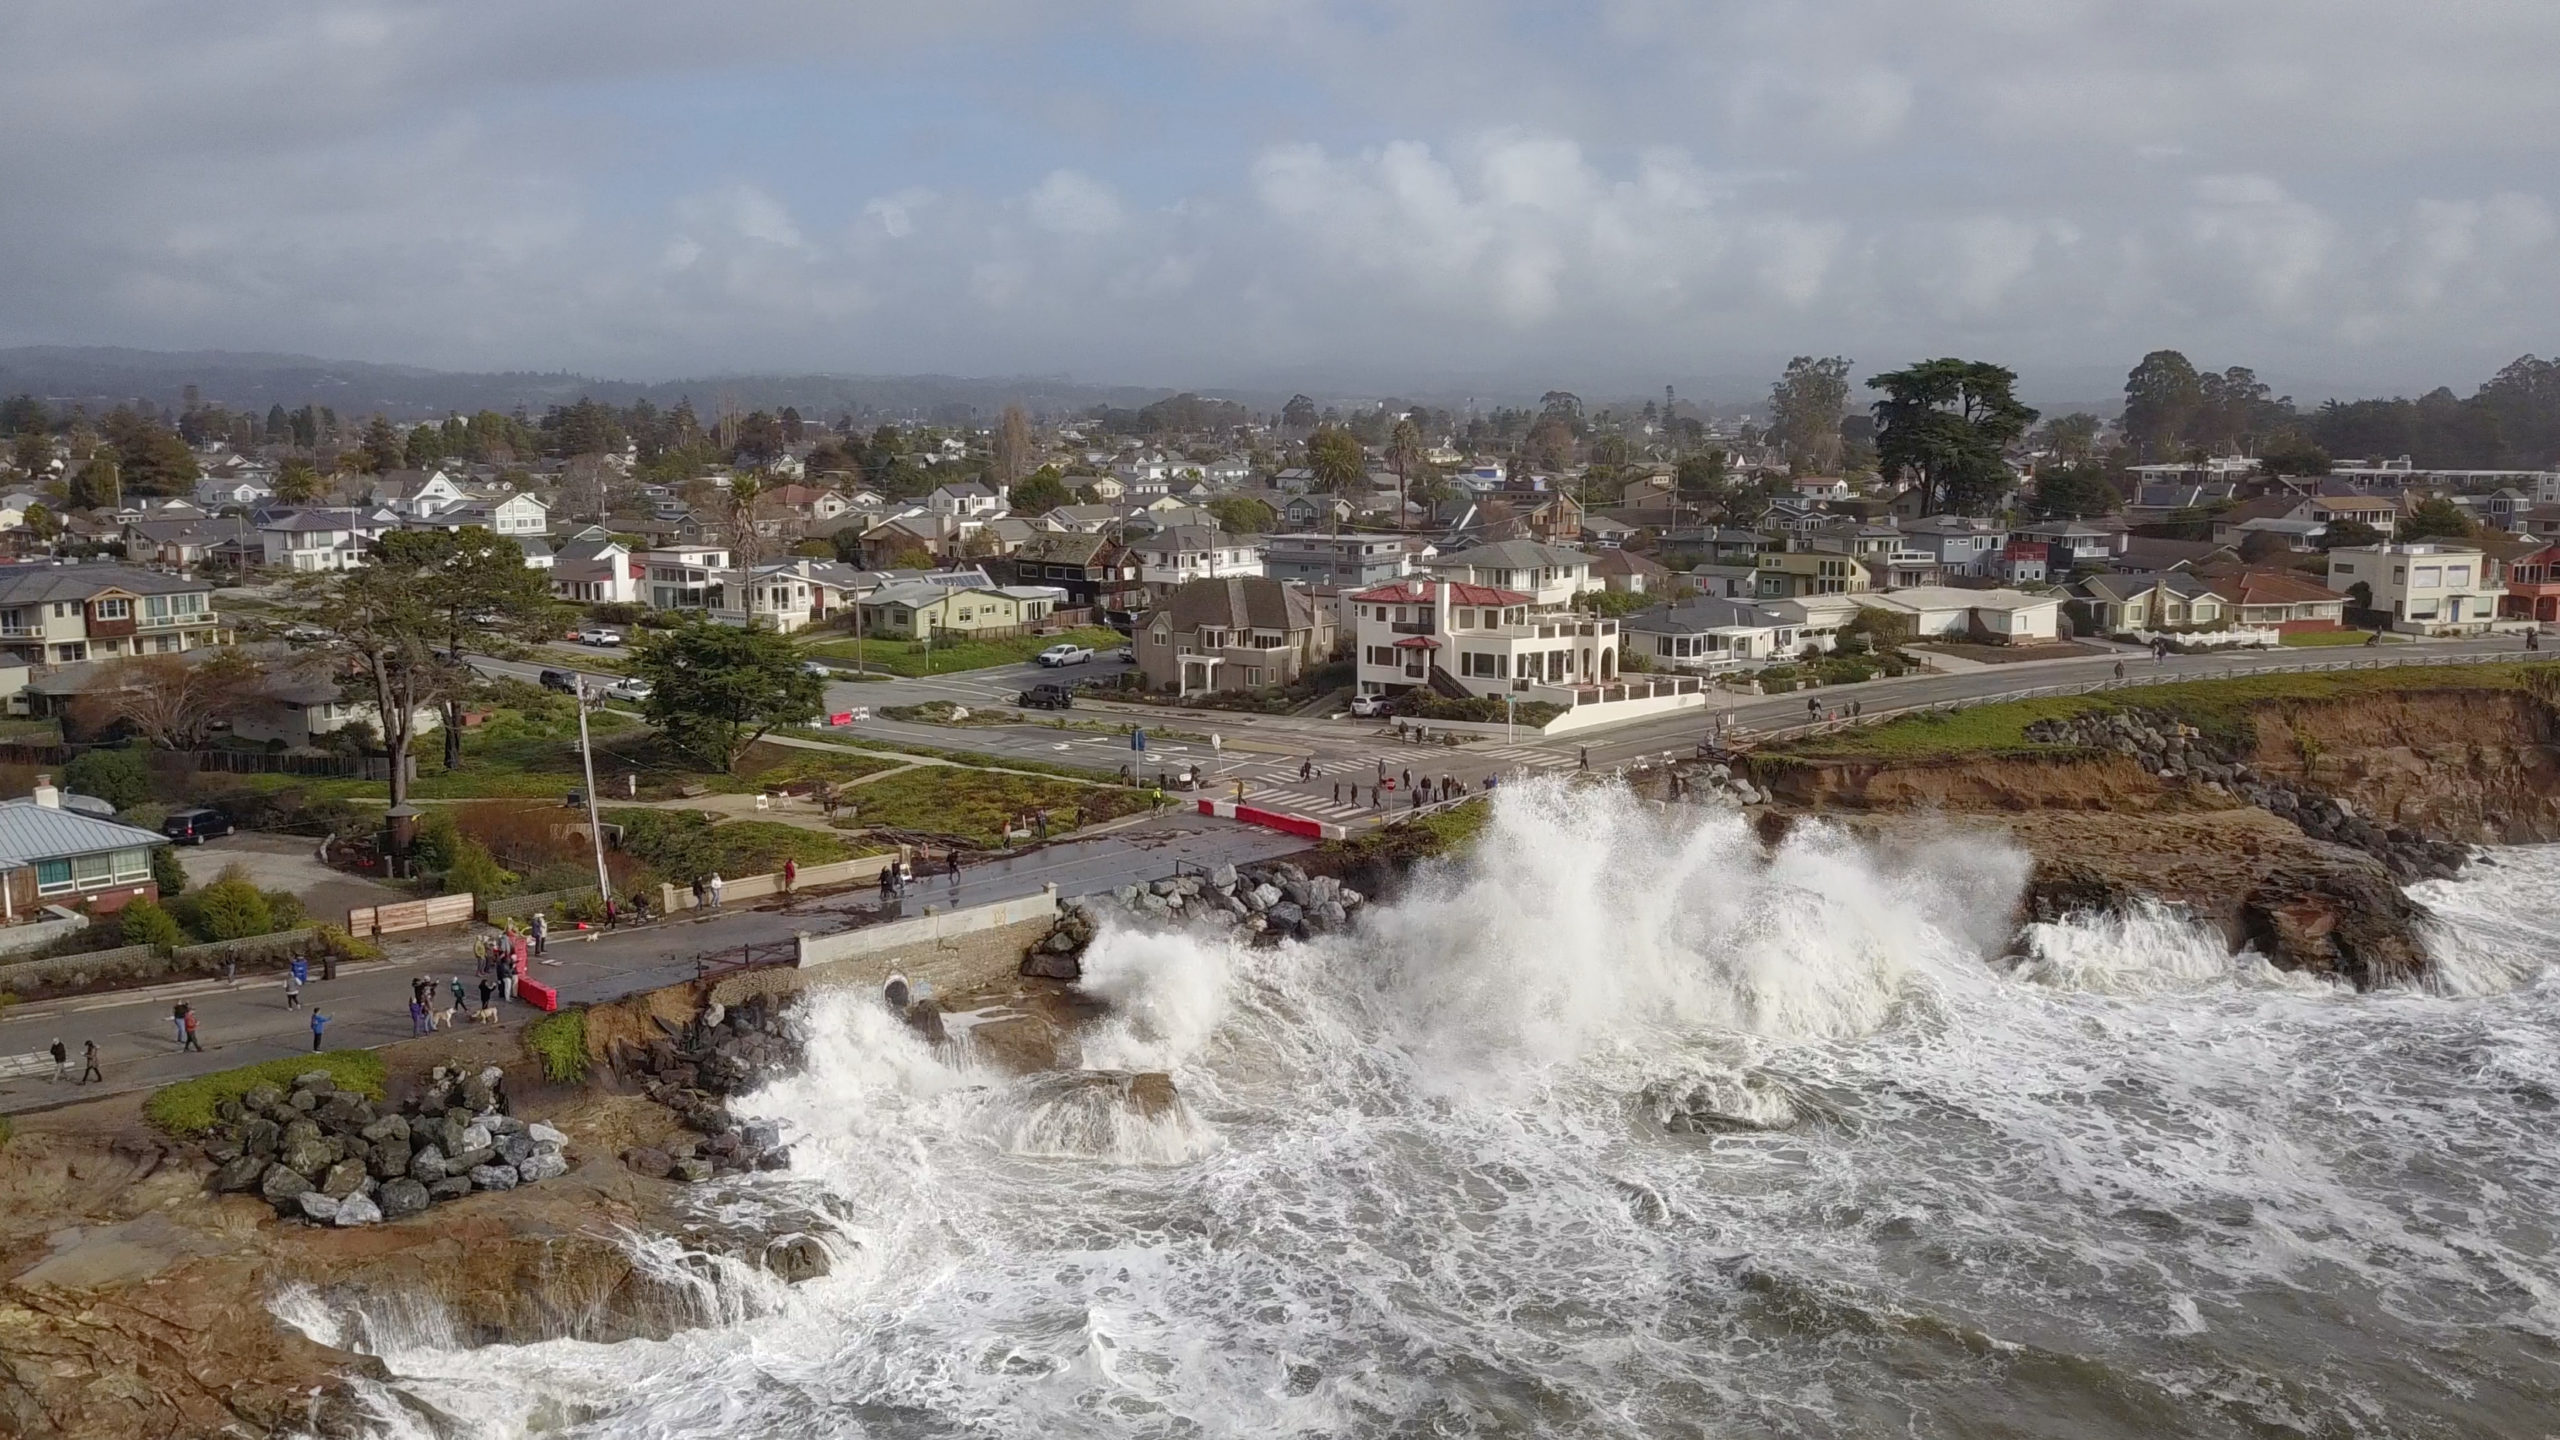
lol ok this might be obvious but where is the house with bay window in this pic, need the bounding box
[0,778,166,917]
[0,566,227,666]
[2326,542,2504,635]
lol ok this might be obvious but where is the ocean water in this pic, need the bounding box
[300,781,2560,1439]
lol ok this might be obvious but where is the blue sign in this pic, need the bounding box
[1131,727,1147,753]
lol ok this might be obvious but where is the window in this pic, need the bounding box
[2414,567,2442,588]
[2447,566,2472,587]
[112,848,150,882]
[35,859,72,893]
[72,853,113,886]
[98,598,133,619]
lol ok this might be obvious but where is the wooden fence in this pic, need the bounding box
[347,893,475,938]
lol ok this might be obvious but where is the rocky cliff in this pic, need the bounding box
[1738,683,2560,988]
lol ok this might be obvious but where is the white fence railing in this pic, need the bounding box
[1742,648,2529,747]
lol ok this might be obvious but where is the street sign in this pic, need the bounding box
[1132,727,1147,752]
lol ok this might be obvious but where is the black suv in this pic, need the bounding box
[161,807,236,845]
[1017,681,1076,711]
[539,669,578,694]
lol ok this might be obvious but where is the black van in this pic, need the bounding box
[1017,681,1076,711]
[161,807,236,845]
[539,669,578,694]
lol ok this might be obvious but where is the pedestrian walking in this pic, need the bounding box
[501,957,518,1003]
[49,1038,68,1082]
[2113,660,2125,681]
[1807,697,1820,720]
[1299,757,1312,781]
[530,912,548,956]
[1852,701,1863,718]
[1333,781,1343,804]
[707,872,725,910]
[1578,748,1589,771]
[451,975,466,1012]
[691,875,707,910]
[1034,811,1049,841]
[182,1009,202,1052]
[479,975,495,1012]
[171,1003,188,1046]
[408,999,427,1036]
[310,1011,329,1052]
[948,849,963,880]
[1401,768,1412,793]
[291,954,309,988]
[285,974,303,1010]
[781,858,798,898]
[80,1040,101,1084]
[223,957,236,987]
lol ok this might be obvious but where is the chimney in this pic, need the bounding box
[31,774,59,809]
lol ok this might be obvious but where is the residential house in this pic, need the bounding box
[1993,539,2051,585]
[1624,597,1811,673]
[411,491,549,538]
[856,583,1048,640]
[1136,577,1337,696]
[2110,536,2233,574]
[1581,515,1640,549]
[369,468,472,520]
[639,545,733,613]
[1853,587,2062,645]
[1864,546,1944,590]
[859,510,971,564]
[0,565,226,666]
[0,778,166,918]
[193,475,272,509]
[1262,532,1413,588]
[1348,579,1620,700]
[1788,475,1853,503]
[1900,515,2008,578]
[1423,540,1595,608]
[1752,550,1872,599]
[2017,520,2124,574]
[122,514,254,571]
[2327,542,2503,635]
[2229,516,2329,551]
[703,565,816,632]
[551,533,642,605]
[927,482,1007,519]
[761,483,854,523]
[1279,494,1355,530]
[255,506,398,572]
[2203,571,2349,632]
[991,532,1146,615]
[1590,549,1669,595]
[2073,572,2229,634]
[2503,541,2560,622]
[1131,525,1265,591]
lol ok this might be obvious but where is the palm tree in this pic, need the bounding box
[1386,418,1423,528]
[1307,426,1366,495]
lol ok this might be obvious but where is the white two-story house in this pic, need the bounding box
[1349,578,1619,701]
[2327,542,2505,635]
[1132,525,1265,593]
[0,566,227,666]
[256,507,399,572]
[1420,540,1595,608]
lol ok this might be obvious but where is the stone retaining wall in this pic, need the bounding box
[0,942,167,995]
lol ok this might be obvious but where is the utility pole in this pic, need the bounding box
[572,674,613,912]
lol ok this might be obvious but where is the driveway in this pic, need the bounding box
[178,833,406,927]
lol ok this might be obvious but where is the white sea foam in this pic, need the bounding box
[313,780,2560,1440]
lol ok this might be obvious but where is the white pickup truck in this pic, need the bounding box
[1035,643,1094,667]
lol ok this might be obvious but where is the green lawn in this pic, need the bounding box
[804,625,1126,677]
[1769,663,2549,762]
[145,1051,386,1136]
[603,809,881,885]
[829,766,1150,847]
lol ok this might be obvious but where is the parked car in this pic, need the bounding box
[539,669,578,694]
[802,661,835,679]
[161,806,236,845]
[1035,643,1094,667]
[1348,693,1391,718]
[604,676,653,702]
[572,627,624,646]
[1017,681,1077,710]
[1113,646,1134,663]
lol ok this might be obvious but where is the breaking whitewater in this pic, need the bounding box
[308,779,2560,1439]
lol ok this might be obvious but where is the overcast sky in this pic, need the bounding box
[6,1,2557,401]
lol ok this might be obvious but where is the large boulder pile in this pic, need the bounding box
[611,994,798,1184]
[2024,709,2469,880]
[1023,861,1368,980]
[206,1065,570,1225]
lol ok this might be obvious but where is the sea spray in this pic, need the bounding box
[321,780,2560,1440]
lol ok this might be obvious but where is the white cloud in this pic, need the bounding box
[1026,170,1126,236]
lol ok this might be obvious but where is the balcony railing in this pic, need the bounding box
[138,612,214,630]
[0,625,39,639]
[1389,620,1436,635]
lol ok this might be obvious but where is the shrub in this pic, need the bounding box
[312,923,382,963]
[64,747,152,810]
[117,895,184,952]
[441,834,516,899]
[524,1008,589,1084]
[188,865,274,941]
[144,1051,386,1136]
[150,844,188,898]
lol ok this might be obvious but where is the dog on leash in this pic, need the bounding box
[472,1006,501,1026]
[430,1006,457,1030]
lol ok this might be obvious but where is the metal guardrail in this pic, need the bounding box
[1745,648,2531,746]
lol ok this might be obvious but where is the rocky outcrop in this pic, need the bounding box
[607,993,799,1183]
[202,1065,569,1223]
[1024,860,1370,979]
[2023,708,2472,880]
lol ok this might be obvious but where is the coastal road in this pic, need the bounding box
[0,810,1301,1117]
